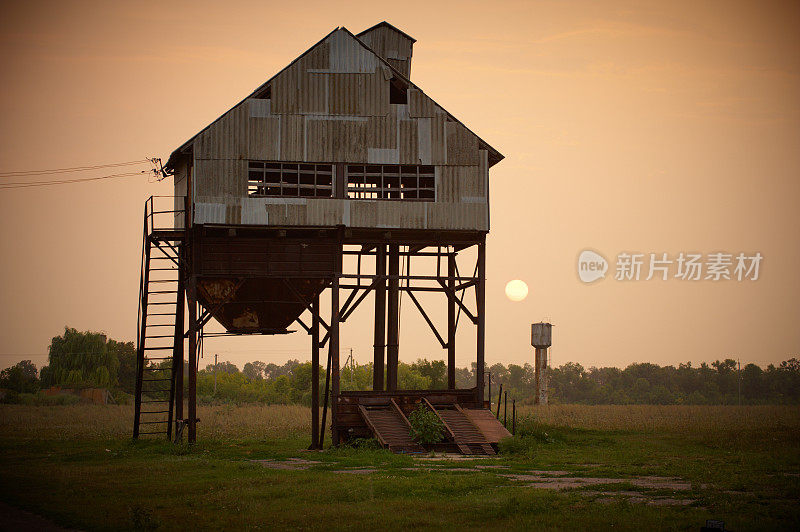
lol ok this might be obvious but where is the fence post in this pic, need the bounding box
[504,391,508,427]
[512,399,516,435]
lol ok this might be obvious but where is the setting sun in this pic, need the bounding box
[504,279,529,302]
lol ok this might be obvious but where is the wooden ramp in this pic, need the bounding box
[425,400,497,455]
[358,401,425,454]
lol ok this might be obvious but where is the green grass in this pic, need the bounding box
[1,405,798,530]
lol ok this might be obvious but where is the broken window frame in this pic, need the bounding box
[346,164,435,201]
[247,161,334,198]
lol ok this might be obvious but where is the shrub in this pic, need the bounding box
[408,403,444,444]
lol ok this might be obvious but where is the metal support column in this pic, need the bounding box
[187,277,198,444]
[168,249,185,441]
[447,251,456,389]
[330,235,342,445]
[373,244,386,391]
[386,244,400,391]
[476,237,486,405]
[311,294,320,448]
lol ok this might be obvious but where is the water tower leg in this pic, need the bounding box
[447,251,456,389]
[373,245,386,391]
[534,347,548,405]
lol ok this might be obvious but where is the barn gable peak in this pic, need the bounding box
[356,22,415,78]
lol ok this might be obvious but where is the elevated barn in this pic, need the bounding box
[134,22,508,452]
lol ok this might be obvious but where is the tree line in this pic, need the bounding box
[1,327,798,406]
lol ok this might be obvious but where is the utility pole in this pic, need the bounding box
[738,358,741,407]
[214,354,218,395]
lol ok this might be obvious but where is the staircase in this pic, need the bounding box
[358,400,425,453]
[133,197,185,439]
[424,400,496,455]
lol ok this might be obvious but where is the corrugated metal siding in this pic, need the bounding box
[328,73,388,116]
[306,118,367,162]
[280,115,305,160]
[446,120,479,165]
[324,30,377,73]
[194,202,226,225]
[185,28,491,232]
[225,203,242,224]
[271,64,299,114]
[194,159,247,198]
[437,166,485,203]
[417,118,432,165]
[306,198,344,226]
[358,25,413,78]
[427,203,486,230]
[298,71,329,114]
[399,120,418,163]
[367,114,397,149]
[241,198,269,225]
[409,89,436,118]
[430,112,447,165]
[248,116,280,160]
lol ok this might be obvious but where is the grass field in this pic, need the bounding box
[1,404,798,530]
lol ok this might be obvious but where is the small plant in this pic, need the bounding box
[129,504,159,530]
[408,403,444,445]
[345,437,382,450]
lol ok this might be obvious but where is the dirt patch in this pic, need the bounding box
[251,458,321,470]
[501,473,691,491]
[414,454,501,462]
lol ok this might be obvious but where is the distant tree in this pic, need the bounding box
[0,360,39,393]
[243,361,267,380]
[46,327,119,388]
[205,360,239,374]
[411,359,447,389]
[109,340,136,393]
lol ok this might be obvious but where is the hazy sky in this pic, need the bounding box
[1,0,798,373]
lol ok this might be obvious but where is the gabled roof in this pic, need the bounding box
[165,25,503,170]
[356,21,416,43]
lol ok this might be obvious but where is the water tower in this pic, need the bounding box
[531,322,552,405]
[132,22,509,453]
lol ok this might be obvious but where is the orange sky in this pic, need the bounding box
[1,0,798,372]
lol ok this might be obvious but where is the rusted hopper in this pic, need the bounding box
[194,233,337,333]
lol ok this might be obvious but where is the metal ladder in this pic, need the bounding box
[133,197,185,439]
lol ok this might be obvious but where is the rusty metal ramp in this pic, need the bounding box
[463,408,512,444]
[358,401,425,454]
[424,400,497,455]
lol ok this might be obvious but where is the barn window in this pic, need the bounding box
[346,164,435,201]
[389,78,408,105]
[248,162,334,198]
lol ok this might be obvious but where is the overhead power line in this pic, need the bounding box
[0,170,151,190]
[0,159,151,178]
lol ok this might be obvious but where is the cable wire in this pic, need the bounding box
[0,170,150,190]
[0,159,150,178]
